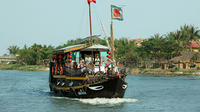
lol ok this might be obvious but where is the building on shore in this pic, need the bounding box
[160,52,200,69]
[0,56,16,64]
[186,42,200,52]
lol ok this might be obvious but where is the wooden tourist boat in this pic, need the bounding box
[49,1,127,98]
[49,44,128,98]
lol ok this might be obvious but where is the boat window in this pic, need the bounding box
[71,52,79,64]
[101,52,108,63]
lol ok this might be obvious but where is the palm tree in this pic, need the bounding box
[181,25,200,41]
[31,43,42,64]
[7,45,19,56]
[153,33,161,39]
[169,25,200,49]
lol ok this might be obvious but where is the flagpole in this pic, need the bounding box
[110,6,114,61]
[110,21,114,61]
[89,3,93,46]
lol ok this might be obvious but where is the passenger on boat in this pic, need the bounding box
[95,55,100,66]
[80,58,84,64]
[78,61,85,69]
[105,58,113,73]
[100,61,106,73]
[87,62,94,74]
[106,58,112,67]
[86,55,93,64]
[73,62,78,70]
[78,60,87,73]
[94,55,101,73]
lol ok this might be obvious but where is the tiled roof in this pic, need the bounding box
[187,42,200,49]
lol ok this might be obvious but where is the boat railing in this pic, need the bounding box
[50,60,126,79]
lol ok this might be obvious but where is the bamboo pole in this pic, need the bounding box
[100,21,111,50]
[89,4,93,46]
[110,5,114,61]
[110,21,114,61]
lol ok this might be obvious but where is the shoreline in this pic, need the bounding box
[1,64,200,76]
[127,68,200,76]
[0,64,49,71]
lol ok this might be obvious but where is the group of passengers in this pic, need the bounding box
[73,55,119,74]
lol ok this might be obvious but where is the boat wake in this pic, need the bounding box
[51,96,138,105]
[77,98,138,105]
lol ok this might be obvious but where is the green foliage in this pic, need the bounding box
[137,25,200,65]
[6,25,200,67]
[15,44,54,65]
[17,48,37,65]
[0,64,48,71]
[161,38,181,59]
[7,45,19,56]
[114,38,138,63]
[167,25,200,49]
[137,35,180,62]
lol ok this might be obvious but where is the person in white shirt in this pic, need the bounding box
[100,61,106,73]
[94,55,101,73]
[95,55,100,66]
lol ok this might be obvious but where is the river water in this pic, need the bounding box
[0,70,200,112]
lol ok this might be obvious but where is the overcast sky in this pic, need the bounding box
[0,0,200,55]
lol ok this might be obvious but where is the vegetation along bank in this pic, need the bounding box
[1,25,200,75]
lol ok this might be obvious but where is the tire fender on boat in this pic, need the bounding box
[88,85,104,91]
[122,84,128,89]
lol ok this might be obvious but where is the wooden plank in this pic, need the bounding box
[55,84,90,91]
[53,75,88,80]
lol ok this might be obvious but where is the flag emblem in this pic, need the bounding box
[111,5,123,21]
[113,9,121,17]
[88,0,96,4]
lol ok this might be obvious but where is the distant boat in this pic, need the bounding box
[49,1,128,98]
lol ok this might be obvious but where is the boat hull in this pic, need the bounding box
[50,78,128,98]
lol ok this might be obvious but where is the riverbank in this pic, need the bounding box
[0,64,49,71]
[128,68,200,76]
[1,64,200,76]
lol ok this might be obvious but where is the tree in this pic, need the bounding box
[17,45,37,65]
[137,34,181,68]
[7,45,19,56]
[16,44,55,65]
[114,38,139,67]
[169,25,200,49]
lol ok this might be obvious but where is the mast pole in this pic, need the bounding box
[89,4,93,46]
[110,21,114,61]
[110,6,114,61]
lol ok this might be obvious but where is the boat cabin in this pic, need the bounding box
[49,44,127,98]
[50,44,115,76]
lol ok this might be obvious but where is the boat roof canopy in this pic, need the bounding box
[81,44,109,51]
[54,44,109,54]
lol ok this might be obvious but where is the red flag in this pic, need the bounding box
[113,9,121,17]
[111,5,123,21]
[88,0,96,4]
